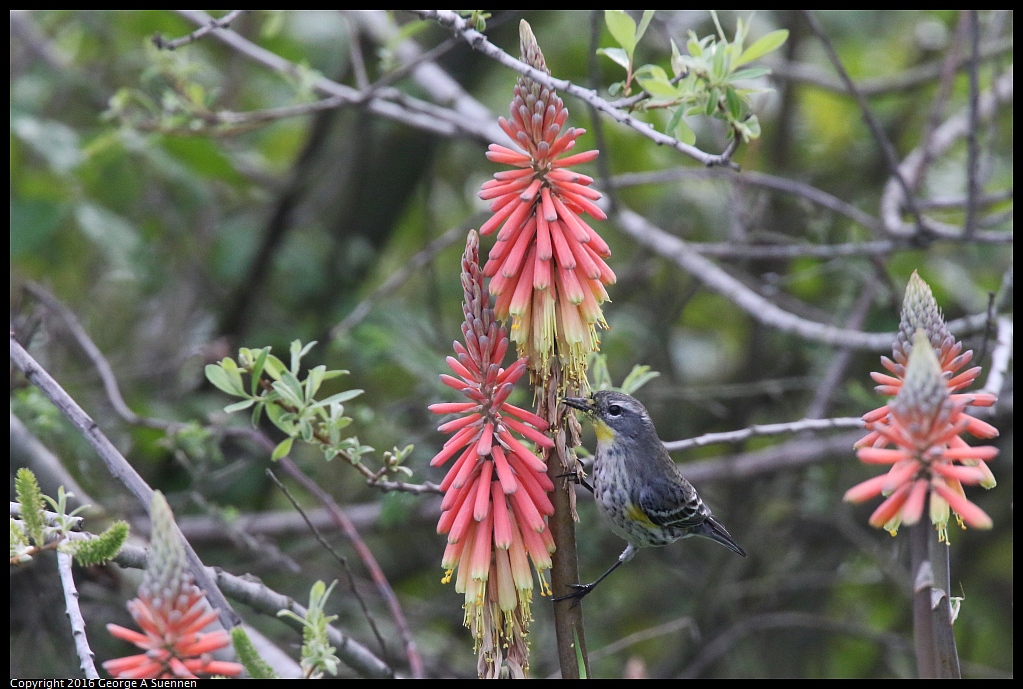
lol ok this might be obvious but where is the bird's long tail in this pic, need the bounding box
[696,516,747,557]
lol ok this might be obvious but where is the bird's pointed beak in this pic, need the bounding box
[562,397,594,413]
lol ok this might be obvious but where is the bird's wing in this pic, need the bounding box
[638,477,708,529]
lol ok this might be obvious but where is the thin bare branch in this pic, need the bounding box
[670,433,863,486]
[175,10,498,143]
[266,469,391,667]
[25,283,177,431]
[768,35,1013,96]
[801,11,926,237]
[63,531,393,678]
[963,10,981,238]
[278,458,426,678]
[805,282,878,419]
[10,335,240,630]
[682,611,912,678]
[414,10,741,169]
[880,68,1014,239]
[612,204,991,351]
[331,222,467,340]
[664,418,864,453]
[611,167,885,235]
[154,10,248,51]
[57,551,100,679]
[982,317,1013,401]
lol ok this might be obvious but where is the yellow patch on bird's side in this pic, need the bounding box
[624,503,657,529]
[593,419,616,443]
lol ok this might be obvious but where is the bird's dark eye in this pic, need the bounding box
[607,404,623,417]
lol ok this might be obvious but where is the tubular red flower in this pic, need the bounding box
[477,23,614,390]
[848,276,999,540]
[431,228,554,676]
[103,493,241,679]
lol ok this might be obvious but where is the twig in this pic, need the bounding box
[611,204,991,350]
[880,68,1013,239]
[588,616,698,665]
[963,10,981,238]
[680,433,863,486]
[266,469,391,665]
[9,335,240,630]
[611,167,885,235]
[682,610,912,678]
[153,10,247,51]
[10,501,83,530]
[805,282,877,419]
[331,223,467,340]
[172,498,441,544]
[175,10,497,142]
[276,458,426,678]
[63,531,393,678]
[665,417,863,452]
[981,317,1012,401]
[800,11,926,237]
[57,551,100,679]
[767,35,1013,97]
[415,10,741,169]
[25,282,177,432]
[11,411,96,511]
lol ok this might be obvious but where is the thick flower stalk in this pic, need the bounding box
[846,273,999,540]
[103,493,242,679]
[430,231,556,678]
[479,20,615,388]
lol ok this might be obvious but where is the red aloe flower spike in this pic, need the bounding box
[847,330,996,539]
[103,493,241,679]
[477,19,615,389]
[431,230,556,677]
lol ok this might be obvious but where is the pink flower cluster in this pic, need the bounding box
[104,493,241,679]
[846,272,998,538]
[478,20,615,386]
[430,230,555,677]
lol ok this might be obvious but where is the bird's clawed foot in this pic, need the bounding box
[554,471,594,494]
[552,582,597,604]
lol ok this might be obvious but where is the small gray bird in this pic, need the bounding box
[559,390,746,600]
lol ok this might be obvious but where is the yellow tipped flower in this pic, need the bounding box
[431,231,556,677]
[849,273,999,540]
[479,20,615,389]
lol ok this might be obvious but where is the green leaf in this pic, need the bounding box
[620,365,661,394]
[250,401,265,428]
[671,111,696,146]
[636,66,680,99]
[736,29,789,67]
[250,347,270,395]
[604,10,638,57]
[725,86,743,120]
[635,10,655,45]
[305,365,326,403]
[205,364,244,397]
[224,399,256,413]
[670,39,685,78]
[597,46,630,71]
[261,355,285,381]
[730,67,772,82]
[271,437,294,461]
[316,389,364,408]
[276,371,306,407]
